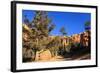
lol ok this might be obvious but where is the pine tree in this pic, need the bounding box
[60,27,67,36]
[31,11,55,37]
[84,21,91,31]
[29,11,56,60]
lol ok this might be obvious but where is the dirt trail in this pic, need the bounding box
[34,49,90,62]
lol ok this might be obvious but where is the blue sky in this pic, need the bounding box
[22,10,91,36]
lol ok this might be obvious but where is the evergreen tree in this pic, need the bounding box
[60,27,67,36]
[84,21,91,31]
[31,11,55,37]
[28,11,56,60]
